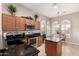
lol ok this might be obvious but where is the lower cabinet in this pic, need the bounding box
[45,40,62,56]
[37,36,42,47]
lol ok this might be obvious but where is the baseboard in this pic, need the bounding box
[66,41,79,46]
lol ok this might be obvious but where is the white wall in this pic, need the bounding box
[2,3,49,32]
[2,3,49,48]
[3,3,79,45]
[0,3,3,49]
[2,3,34,17]
[51,12,79,45]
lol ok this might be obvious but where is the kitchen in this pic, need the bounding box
[0,3,79,56]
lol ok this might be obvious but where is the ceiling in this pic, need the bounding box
[21,3,79,18]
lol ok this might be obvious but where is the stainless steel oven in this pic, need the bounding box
[28,37,36,46]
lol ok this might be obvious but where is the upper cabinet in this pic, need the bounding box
[15,17,26,31]
[2,14,16,31]
[25,19,34,25]
[2,14,40,31]
[35,21,40,30]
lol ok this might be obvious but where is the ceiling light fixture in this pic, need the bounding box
[53,3,57,8]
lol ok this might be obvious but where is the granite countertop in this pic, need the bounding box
[46,35,64,42]
[1,44,40,56]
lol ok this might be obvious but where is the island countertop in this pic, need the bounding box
[46,35,64,42]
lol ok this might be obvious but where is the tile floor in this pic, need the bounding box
[38,42,79,56]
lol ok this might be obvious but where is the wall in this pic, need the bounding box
[0,3,3,49]
[2,3,35,17]
[1,3,49,48]
[51,12,79,45]
[2,3,49,32]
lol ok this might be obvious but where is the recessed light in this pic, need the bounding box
[53,3,57,8]
[53,5,57,8]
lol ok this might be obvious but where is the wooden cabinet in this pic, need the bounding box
[35,21,40,30]
[26,19,34,25]
[2,14,40,31]
[25,20,40,30]
[2,14,15,31]
[45,40,62,56]
[37,36,42,47]
[15,17,26,31]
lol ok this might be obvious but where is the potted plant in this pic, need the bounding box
[8,4,16,15]
[34,14,38,21]
[29,16,33,20]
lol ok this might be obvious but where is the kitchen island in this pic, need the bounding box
[45,36,63,56]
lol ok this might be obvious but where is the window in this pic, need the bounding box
[46,21,50,36]
[52,21,60,34]
[40,20,46,36]
[52,19,71,39]
[40,20,46,31]
[61,19,71,38]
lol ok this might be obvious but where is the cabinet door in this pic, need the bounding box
[30,20,34,25]
[35,21,40,30]
[45,40,62,56]
[37,36,42,47]
[2,14,15,31]
[15,17,26,31]
[45,41,55,56]
[25,19,34,25]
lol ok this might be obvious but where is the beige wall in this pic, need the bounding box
[51,12,79,45]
